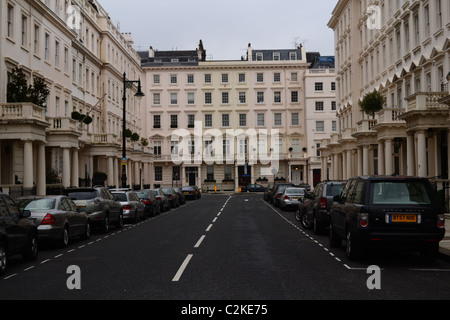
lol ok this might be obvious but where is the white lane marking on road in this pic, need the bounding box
[172,254,193,282]
[206,224,213,232]
[194,235,206,248]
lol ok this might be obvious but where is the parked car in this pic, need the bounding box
[152,188,170,212]
[162,187,180,208]
[181,186,201,200]
[296,181,346,234]
[329,176,446,261]
[173,187,186,205]
[279,187,306,211]
[0,193,38,276]
[244,184,267,192]
[111,190,146,223]
[136,190,160,217]
[271,183,294,207]
[16,195,90,248]
[263,185,274,201]
[64,187,123,233]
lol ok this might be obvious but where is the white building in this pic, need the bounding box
[325,0,450,209]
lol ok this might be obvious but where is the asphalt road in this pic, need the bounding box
[1,193,450,304]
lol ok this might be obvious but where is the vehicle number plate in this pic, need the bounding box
[293,197,299,200]
[390,214,417,223]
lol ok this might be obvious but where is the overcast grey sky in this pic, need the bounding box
[100,0,337,61]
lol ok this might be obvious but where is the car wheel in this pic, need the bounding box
[23,232,38,261]
[295,210,301,221]
[81,222,91,240]
[59,225,70,248]
[0,242,7,276]
[115,213,124,229]
[101,215,110,233]
[329,223,341,248]
[300,211,312,229]
[346,229,362,260]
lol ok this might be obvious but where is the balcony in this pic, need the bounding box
[0,103,49,141]
[406,92,449,112]
[47,117,83,136]
[376,107,406,125]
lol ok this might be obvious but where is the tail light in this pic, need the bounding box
[156,196,161,200]
[438,214,445,229]
[284,196,290,200]
[142,200,151,205]
[122,204,132,210]
[319,198,327,209]
[168,195,173,199]
[358,213,369,228]
[276,194,281,198]
[41,213,56,225]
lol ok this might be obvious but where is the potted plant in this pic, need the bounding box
[359,90,384,119]
[7,67,49,108]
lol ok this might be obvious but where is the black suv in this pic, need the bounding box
[0,193,38,275]
[297,181,346,234]
[64,187,123,233]
[329,176,445,261]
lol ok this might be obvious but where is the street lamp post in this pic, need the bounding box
[121,72,144,188]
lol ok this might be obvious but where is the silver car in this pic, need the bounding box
[111,190,146,223]
[279,187,306,211]
[16,195,90,248]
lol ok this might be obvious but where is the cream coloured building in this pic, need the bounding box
[324,0,450,208]
[140,43,310,191]
[0,0,150,196]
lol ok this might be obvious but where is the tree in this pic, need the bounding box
[7,67,50,108]
[359,90,384,119]
[7,67,30,103]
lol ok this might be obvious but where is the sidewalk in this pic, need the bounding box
[439,214,450,260]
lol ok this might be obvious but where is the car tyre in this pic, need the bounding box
[329,223,341,248]
[101,215,110,233]
[23,232,38,261]
[0,242,7,276]
[115,212,124,229]
[300,211,312,229]
[59,225,70,248]
[346,229,362,260]
[295,210,301,221]
[81,221,91,240]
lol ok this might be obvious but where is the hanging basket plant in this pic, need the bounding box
[131,133,140,142]
[82,115,93,125]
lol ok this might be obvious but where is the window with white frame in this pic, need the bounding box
[257,92,264,104]
[205,92,212,104]
[315,101,324,111]
[274,91,281,103]
[222,114,229,127]
[239,92,246,104]
[154,166,162,181]
[254,113,263,126]
[170,92,177,105]
[239,114,247,127]
[222,92,229,104]
[274,113,282,126]
[205,114,212,127]
[170,74,177,84]
[187,92,195,104]
[291,113,299,126]
[316,121,325,132]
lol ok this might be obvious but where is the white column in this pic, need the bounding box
[357,147,363,176]
[362,146,369,176]
[23,140,34,189]
[407,133,415,176]
[71,148,79,187]
[416,130,427,177]
[62,148,71,188]
[36,143,46,195]
[384,139,393,175]
[88,155,94,186]
[346,150,352,179]
[107,156,114,187]
[342,151,347,179]
[134,161,140,187]
[333,154,339,180]
[378,141,385,175]
[113,157,119,188]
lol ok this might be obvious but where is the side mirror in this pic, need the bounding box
[22,209,31,218]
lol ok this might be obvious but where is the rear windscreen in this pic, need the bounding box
[327,184,345,197]
[371,181,431,205]
[67,191,98,200]
[17,198,55,210]
[112,193,128,201]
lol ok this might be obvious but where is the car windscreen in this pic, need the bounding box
[327,184,345,197]
[66,191,98,200]
[371,181,432,205]
[17,198,56,210]
[136,191,149,198]
[112,193,128,201]
[285,188,304,194]
[162,188,172,194]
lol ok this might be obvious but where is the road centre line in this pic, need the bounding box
[194,235,206,248]
[172,254,193,282]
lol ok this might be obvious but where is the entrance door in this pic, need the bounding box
[238,165,251,188]
[291,169,301,185]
